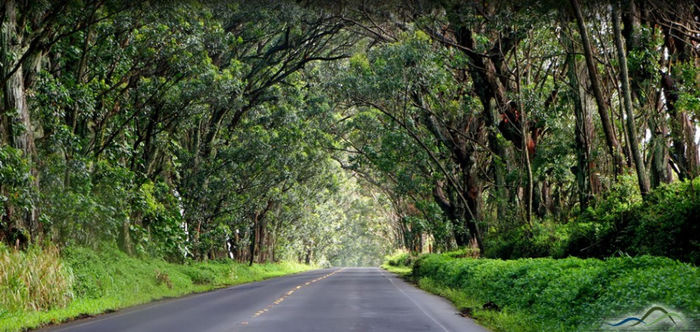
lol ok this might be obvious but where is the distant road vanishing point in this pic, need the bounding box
[41,267,487,332]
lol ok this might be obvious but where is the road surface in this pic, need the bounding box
[43,267,488,332]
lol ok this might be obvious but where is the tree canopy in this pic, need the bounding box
[1,0,698,265]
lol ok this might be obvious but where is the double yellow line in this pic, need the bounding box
[240,268,345,326]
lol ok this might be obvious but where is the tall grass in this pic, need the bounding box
[0,245,312,332]
[0,244,73,312]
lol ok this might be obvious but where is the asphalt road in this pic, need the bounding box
[43,267,488,332]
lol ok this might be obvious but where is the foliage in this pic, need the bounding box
[0,245,311,331]
[0,0,397,268]
[672,61,700,118]
[484,177,700,265]
[409,253,699,331]
[0,1,698,328]
[384,249,412,267]
[381,249,414,276]
[0,147,33,226]
[1,0,696,266]
[564,177,700,264]
[0,244,73,313]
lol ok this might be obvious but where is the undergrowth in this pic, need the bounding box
[485,177,700,264]
[0,245,311,332]
[0,244,73,313]
[389,252,699,331]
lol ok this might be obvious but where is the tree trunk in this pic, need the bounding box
[1,0,40,241]
[648,112,673,186]
[249,211,259,266]
[481,90,509,221]
[612,2,650,196]
[570,0,625,175]
[566,37,597,209]
[119,219,133,255]
[620,1,672,187]
[522,115,534,225]
[657,1,699,179]
[462,167,483,252]
[304,248,311,265]
[248,199,274,265]
[662,72,699,180]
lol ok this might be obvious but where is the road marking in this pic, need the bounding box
[380,269,450,332]
[239,268,344,326]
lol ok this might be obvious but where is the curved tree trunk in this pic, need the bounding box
[570,0,625,176]
[612,2,650,196]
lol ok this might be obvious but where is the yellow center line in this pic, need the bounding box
[239,268,345,326]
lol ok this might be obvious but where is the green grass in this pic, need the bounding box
[0,244,73,314]
[385,252,699,331]
[381,249,413,277]
[0,246,312,332]
[381,263,412,277]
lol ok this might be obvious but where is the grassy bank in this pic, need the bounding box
[0,245,312,332]
[384,251,699,331]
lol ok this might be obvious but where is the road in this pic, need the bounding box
[43,267,488,332]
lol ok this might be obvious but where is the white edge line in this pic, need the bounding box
[379,268,450,332]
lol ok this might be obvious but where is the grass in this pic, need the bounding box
[381,263,412,277]
[0,245,312,332]
[384,251,700,331]
[381,249,413,277]
[0,244,73,314]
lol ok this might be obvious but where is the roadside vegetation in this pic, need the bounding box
[386,251,699,331]
[384,178,700,331]
[1,0,698,330]
[486,176,699,264]
[0,245,311,332]
[381,250,413,277]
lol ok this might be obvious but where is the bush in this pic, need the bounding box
[181,266,217,285]
[484,177,700,265]
[443,248,480,259]
[413,253,699,331]
[484,221,569,259]
[384,249,412,266]
[0,244,73,312]
[563,177,700,264]
[154,270,172,288]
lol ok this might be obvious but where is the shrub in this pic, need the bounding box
[484,177,700,265]
[564,177,700,264]
[443,248,480,259]
[412,253,699,331]
[60,246,114,298]
[154,270,172,289]
[384,249,412,266]
[182,266,216,285]
[484,221,569,259]
[0,244,74,312]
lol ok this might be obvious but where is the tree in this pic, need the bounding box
[569,0,625,176]
[611,1,650,196]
